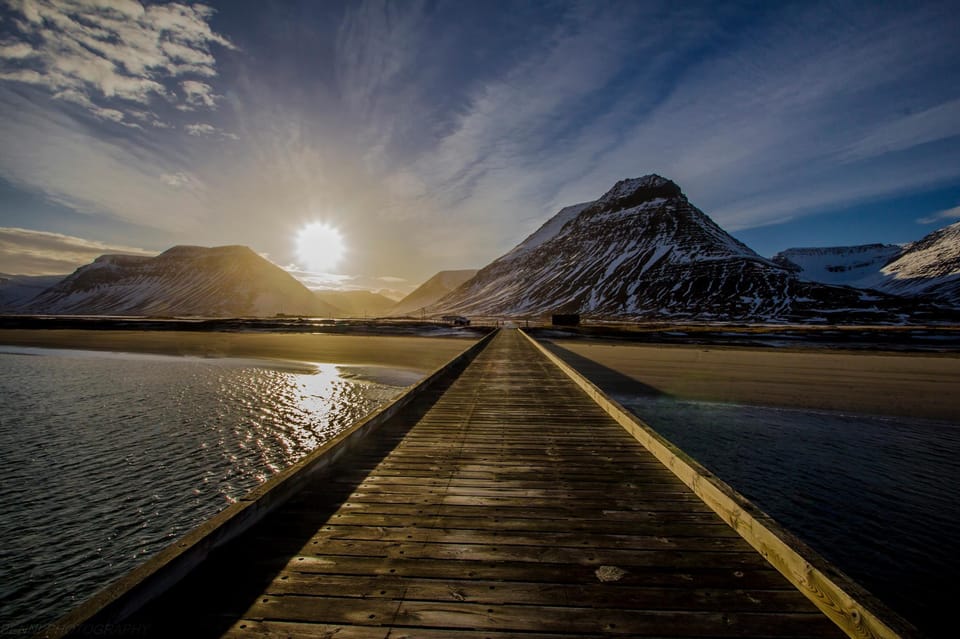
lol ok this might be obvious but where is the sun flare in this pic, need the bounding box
[295,222,345,272]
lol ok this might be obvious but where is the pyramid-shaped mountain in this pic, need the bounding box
[431,175,935,321]
[25,245,337,317]
[434,176,800,319]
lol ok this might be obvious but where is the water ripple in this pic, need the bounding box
[617,394,960,638]
[0,349,414,630]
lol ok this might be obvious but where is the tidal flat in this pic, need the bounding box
[0,328,477,373]
[541,338,960,422]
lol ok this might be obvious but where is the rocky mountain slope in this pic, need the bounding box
[0,273,65,312]
[23,245,338,317]
[867,222,960,304]
[431,175,930,321]
[390,269,478,316]
[772,244,904,288]
[433,176,799,319]
[774,222,960,305]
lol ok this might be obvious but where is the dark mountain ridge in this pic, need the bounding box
[21,245,337,317]
[432,175,944,322]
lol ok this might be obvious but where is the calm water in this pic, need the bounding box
[0,347,422,631]
[616,394,960,638]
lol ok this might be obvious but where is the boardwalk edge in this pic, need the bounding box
[39,329,499,639]
[519,329,921,639]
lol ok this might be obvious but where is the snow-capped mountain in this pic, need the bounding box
[772,244,904,288]
[774,222,960,305]
[433,175,805,319]
[23,245,338,317]
[0,273,66,312]
[870,221,960,303]
[390,269,478,316]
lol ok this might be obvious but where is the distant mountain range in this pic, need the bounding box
[0,273,65,310]
[389,269,478,317]
[7,245,337,317]
[431,175,956,321]
[2,177,957,321]
[774,222,960,305]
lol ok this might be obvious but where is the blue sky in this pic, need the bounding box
[1,0,959,293]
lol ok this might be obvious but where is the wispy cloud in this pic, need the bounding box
[0,226,153,274]
[2,1,959,286]
[406,1,960,243]
[336,2,690,260]
[306,1,954,272]
[0,0,234,126]
[918,205,960,225]
[0,87,211,233]
[840,99,960,163]
[185,121,237,139]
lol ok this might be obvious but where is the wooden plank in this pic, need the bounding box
[290,523,745,549]
[281,539,773,569]
[245,595,839,637]
[71,329,865,638]
[268,513,736,536]
[264,573,821,612]
[221,620,594,639]
[270,554,798,590]
[521,329,921,639]
[39,330,497,639]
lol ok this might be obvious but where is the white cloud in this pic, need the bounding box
[0,41,36,59]
[0,226,154,274]
[283,264,355,290]
[185,121,237,139]
[918,205,960,225]
[282,264,414,296]
[0,0,234,123]
[180,80,219,109]
[160,171,202,190]
[185,122,215,136]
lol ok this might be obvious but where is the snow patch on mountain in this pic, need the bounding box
[432,174,798,319]
[774,222,960,306]
[772,244,904,288]
[876,221,960,303]
[0,273,66,311]
[504,202,591,259]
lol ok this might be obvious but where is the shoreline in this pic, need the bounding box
[3,327,959,422]
[541,338,960,423]
[0,329,478,373]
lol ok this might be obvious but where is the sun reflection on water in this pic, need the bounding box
[0,349,417,629]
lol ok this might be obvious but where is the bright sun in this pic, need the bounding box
[295,222,345,272]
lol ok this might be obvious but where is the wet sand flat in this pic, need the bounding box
[545,339,960,422]
[0,330,477,372]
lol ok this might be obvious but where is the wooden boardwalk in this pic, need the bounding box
[118,329,845,637]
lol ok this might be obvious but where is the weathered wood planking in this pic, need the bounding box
[522,329,920,639]
[98,329,857,637]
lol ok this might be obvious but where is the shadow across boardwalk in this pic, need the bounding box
[120,330,842,638]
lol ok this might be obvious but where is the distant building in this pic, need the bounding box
[442,315,470,326]
[551,313,580,326]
